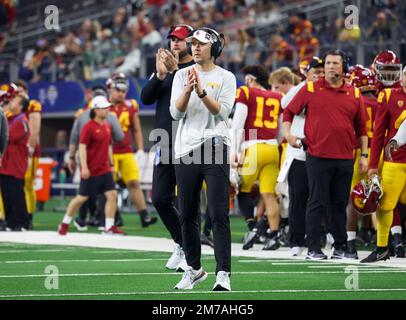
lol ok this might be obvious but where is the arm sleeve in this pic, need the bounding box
[392,119,406,147]
[281,82,305,109]
[69,118,80,146]
[215,72,237,121]
[354,94,367,138]
[0,111,8,155]
[231,102,248,154]
[140,72,164,105]
[170,70,187,120]
[369,97,390,169]
[79,124,91,146]
[108,114,125,142]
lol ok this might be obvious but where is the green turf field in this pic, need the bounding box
[0,242,406,300]
[1,198,405,300]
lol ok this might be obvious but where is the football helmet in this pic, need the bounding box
[351,174,383,215]
[349,66,378,93]
[372,50,402,87]
[0,83,18,105]
[106,72,129,92]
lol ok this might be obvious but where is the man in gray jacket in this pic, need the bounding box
[68,86,124,230]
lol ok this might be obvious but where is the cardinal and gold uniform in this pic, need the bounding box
[370,88,406,247]
[235,86,283,193]
[110,99,140,184]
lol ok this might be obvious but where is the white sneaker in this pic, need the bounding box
[212,271,231,291]
[166,243,187,270]
[289,246,305,257]
[73,220,88,232]
[174,267,208,290]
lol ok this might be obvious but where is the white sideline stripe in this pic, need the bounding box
[0,258,170,264]
[1,231,406,269]
[306,265,399,269]
[1,269,405,279]
[1,288,406,298]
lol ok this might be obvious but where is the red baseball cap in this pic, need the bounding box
[167,25,192,40]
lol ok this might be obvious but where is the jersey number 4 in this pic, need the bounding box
[253,97,280,129]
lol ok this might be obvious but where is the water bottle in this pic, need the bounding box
[59,168,66,184]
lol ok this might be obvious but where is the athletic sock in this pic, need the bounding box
[62,215,72,225]
[105,218,114,230]
[347,231,356,241]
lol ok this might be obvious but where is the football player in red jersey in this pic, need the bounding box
[107,73,158,227]
[345,66,380,259]
[371,50,402,92]
[14,80,42,230]
[371,50,405,257]
[361,66,406,262]
[231,65,283,250]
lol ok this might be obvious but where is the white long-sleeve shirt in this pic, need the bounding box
[392,118,406,147]
[170,65,236,159]
[281,81,306,161]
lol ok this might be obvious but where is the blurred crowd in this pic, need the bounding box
[1,0,404,83]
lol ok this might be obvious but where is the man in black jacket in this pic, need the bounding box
[140,24,194,271]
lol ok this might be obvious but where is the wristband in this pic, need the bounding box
[360,153,368,158]
[198,89,207,99]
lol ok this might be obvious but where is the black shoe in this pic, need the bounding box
[115,216,124,227]
[242,229,259,250]
[141,216,158,228]
[331,248,346,259]
[0,220,6,231]
[306,250,328,260]
[360,247,391,263]
[200,233,214,248]
[86,216,98,227]
[394,234,405,258]
[73,218,88,231]
[27,215,33,230]
[344,240,359,259]
[262,233,281,251]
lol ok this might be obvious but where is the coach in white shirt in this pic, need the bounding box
[170,27,236,291]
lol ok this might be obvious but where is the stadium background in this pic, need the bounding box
[1,0,406,301]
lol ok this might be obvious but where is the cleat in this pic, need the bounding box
[331,248,345,259]
[344,240,359,259]
[289,246,305,257]
[174,267,207,290]
[141,216,158,228]
[212,271,231,291]
[393,234,405,258]
[306,250,328,260]
[262,234,281,251]
[360,247,390,263]
[58,223,69,235]
[242,229,259,250]
[73,219,88,231]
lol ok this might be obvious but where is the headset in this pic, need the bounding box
[187,27,225,59]
[167,24,194,49]
[323,49,350,74]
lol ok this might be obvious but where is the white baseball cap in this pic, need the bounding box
[187,29,215,44]
[90,96,111,109]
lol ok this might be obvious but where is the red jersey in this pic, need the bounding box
[377,80,401,93]
[235,86,283,141]
[370,88,406,168]
[109,99,139,154]
[0,112,29,179]
[79,119,112,177]
[284,78,367,159]
[25,99,42,157]
[362,95,379,144]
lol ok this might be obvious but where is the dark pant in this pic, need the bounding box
[152,158,182,246]
[305,154,354,252]
[78,195,97,222]
[0,175,29,229]
[175,141,231,274]
[288,159,308,247]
